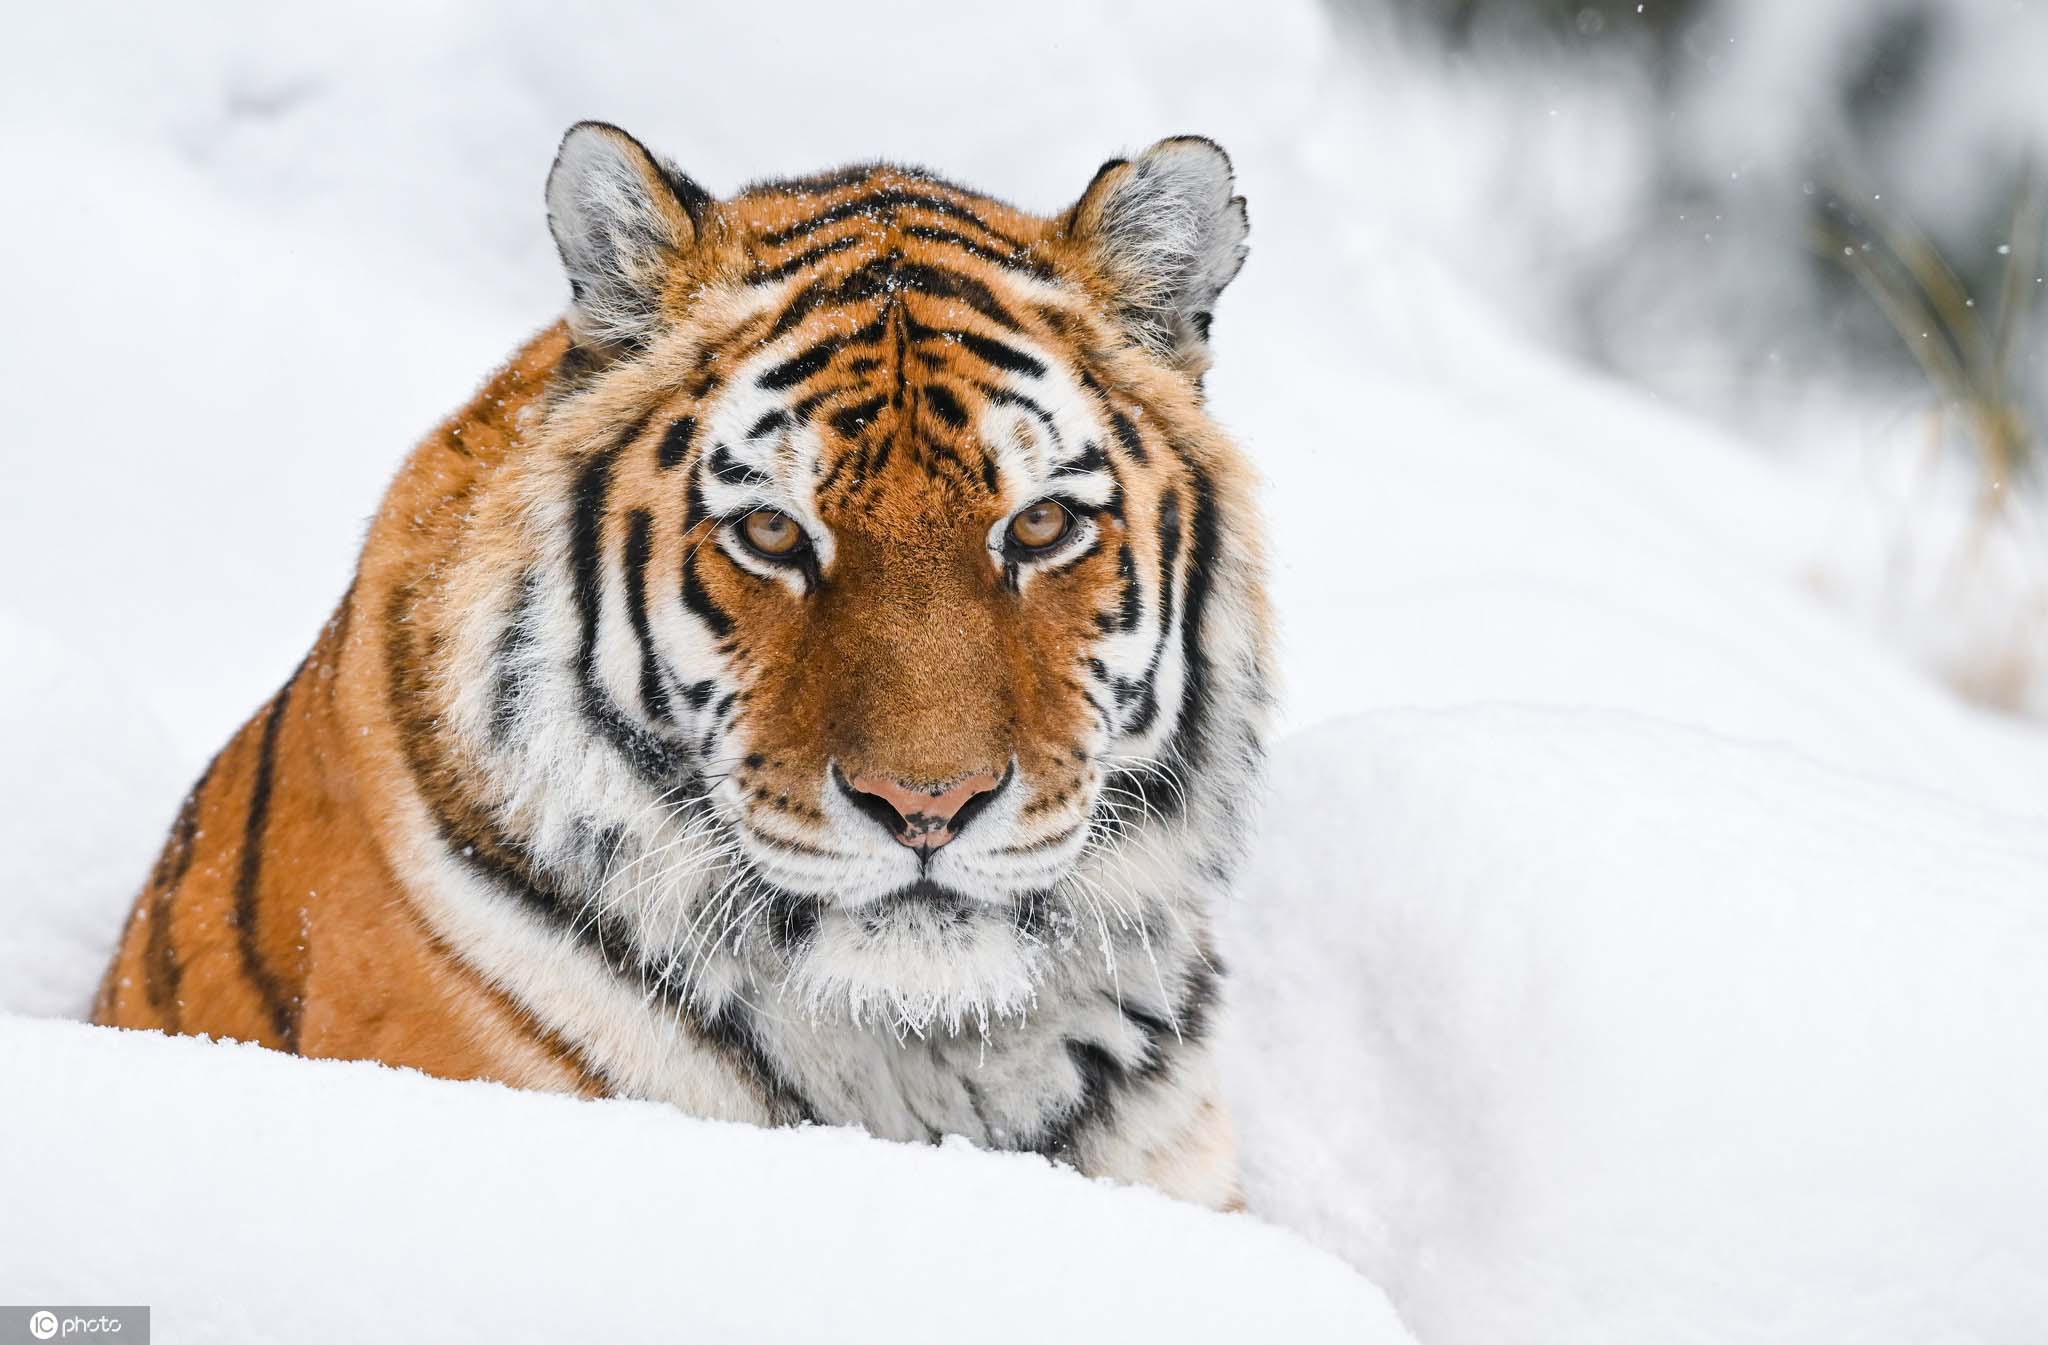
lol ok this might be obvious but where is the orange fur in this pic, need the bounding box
[97,333,599,1090]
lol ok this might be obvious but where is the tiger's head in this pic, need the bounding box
[457,123,1271,1032]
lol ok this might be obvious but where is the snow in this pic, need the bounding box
[4,2,2048,1342]
[0,614,187,1021]
[1226,709,2048,1344]
[0,1015,1399,1344]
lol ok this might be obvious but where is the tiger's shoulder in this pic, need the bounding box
[94,326,603,1092]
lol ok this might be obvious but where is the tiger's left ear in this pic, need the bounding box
[1067,137,1249,373]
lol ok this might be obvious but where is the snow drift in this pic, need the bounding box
[0,1015,1398,1345]
[1228,709,2048,1344]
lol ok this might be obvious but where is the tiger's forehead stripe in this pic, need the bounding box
[618,165,1164,534]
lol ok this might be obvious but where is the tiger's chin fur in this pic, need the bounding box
[779,897,1047,1035]
[94,124,1272,1210]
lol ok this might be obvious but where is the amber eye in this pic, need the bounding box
[1008,500,1073,552]
[739,508,806,558]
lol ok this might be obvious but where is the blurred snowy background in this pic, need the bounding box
[3,3,2046,1342]
[1349,0,2048,714]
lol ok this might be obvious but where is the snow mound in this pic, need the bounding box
[0,1014,1402,1345]
[1225,708,2048,1345]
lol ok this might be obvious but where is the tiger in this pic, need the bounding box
[94,121,1271,1208]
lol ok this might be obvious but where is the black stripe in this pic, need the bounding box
[707,445,773,487]
[974,384,1067,475]
[684,474,713,532]
[1117,486,1184,743]
[657,417,698,470]
[1108,463,1217,820]
[891,260,1025,332]
[142,750,222,1021]
[973,382,1057,435]
[568,443,621,661]
[1115,543,1144,630]
[757,338,840,391]
[764,251,1028,344]
[690,996,820,1125]
[234,685,298,1049]
[751,163,883,198]
[952,330,1045,378]
[1105,959,1219,1079]
[1057,441,1110,477]
[1108,407,1150,464]
[921,383,968,430]
[489,570,541,742]
[813,442,860,498]
[900,222,1055,279]
[758,313,892,394]
[1092,543,1144,635]
[656,162,714,231]
[1040,960,1221,1161]
[1170,462,1222,771]
[789,388,834,424]
[830,394,889,439]
[622,510,672,723]
[765,255,893,341]
[747,232,862,284]
[1041,1039,1127,1157]
[150,760,213,902]
[755,187,1024,251]
[569,442,693,783]
[681,549,735,639]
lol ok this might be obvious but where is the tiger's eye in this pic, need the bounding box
[1009,500,1072,551]
[740,508,805,557]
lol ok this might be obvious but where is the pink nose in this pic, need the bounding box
[840,770,1005,851]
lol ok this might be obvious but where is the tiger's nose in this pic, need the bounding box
[835,767,1007,852]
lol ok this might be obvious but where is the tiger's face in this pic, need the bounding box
[484,124,1269,1028]
[681,324,1140,909]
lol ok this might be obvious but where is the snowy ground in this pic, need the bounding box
[4,3,2047,1342]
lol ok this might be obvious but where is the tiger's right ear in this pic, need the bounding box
[545,122,711,354]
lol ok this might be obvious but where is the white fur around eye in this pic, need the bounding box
[985,507,1097,585]
[718,520,815,593]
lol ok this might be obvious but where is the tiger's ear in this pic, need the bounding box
[1067,137,1249,372]
[545,121,712,353]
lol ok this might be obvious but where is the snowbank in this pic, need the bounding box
[0,1015,1400,1345]
[1224,709,2048,1344]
